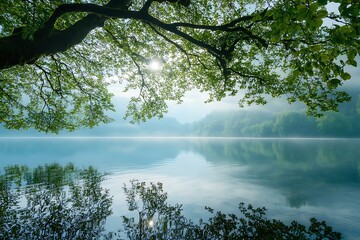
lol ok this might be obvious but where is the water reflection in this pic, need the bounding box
[192,139,360,208]
[0,138,185,170]
[0,165,342,240]
[0,163,112,239]
[0,138,360,239]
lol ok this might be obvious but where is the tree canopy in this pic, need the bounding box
[0,0,359,132]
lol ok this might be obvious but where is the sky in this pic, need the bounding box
[164,91,295,123]
[108,81,300,124]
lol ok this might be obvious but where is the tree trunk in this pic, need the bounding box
[0,14,106,70]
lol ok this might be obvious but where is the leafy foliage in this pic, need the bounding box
[0,0,359,132]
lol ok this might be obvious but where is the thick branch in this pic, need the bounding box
[0,2,133,70]
[0,32,37,69]
[0,1,266,70]
[41,3,136,35]
[142,14,223,57]
[171,15,255,29]
[169,14,269,48]
[140,0,156,13]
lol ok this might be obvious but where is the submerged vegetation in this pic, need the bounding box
[0,164,341,239]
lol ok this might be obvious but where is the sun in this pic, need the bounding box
[148,219,155,227]
[148,60,162,71]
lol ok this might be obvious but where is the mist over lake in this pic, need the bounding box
[1,137,359,239]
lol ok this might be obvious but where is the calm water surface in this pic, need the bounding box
[0,137,359,239]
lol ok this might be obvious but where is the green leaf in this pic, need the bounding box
[340,72,351,80]
[327,78,341,89]
[319,53,329,62]
[347,5,360,17]
[317,9,328,18]
[347,48,357,61]
[346,59,357,67]
[270,35,280,42]
[296,4,308,19]
[317,0,328,5]
[311,45,322,52]
[313,18,323,28]
[339,26,355,34]
[304,62,313,75]
[310,2,320,12]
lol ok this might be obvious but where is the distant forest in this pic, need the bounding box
[192,90,360,138]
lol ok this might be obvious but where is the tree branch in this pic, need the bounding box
[170,15,255,29]
[0,1,266,70]
[140,0,156,13]
[147,23,191,66]
[41,3,137,34]
[142,14,223,57]
[0,2,135,70]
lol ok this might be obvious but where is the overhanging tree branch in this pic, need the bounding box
[0,1,266,70]
[0,2,135,70]
[147,23,192,65]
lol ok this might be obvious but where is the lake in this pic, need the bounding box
[0,137,359,239]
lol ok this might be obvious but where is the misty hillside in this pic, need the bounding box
[192,90,360,137]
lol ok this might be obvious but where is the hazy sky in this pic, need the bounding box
[164,91,295,123]
[108,81,296,124]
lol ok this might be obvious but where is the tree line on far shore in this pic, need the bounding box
[192,93,360,138]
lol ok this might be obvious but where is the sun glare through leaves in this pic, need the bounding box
[148,60,162,71]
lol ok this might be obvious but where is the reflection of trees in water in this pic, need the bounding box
[192,140,360,207]
[193,139,360,166]
[0,164,342,239]
[109,180,341,240]
[0,163,112,239]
